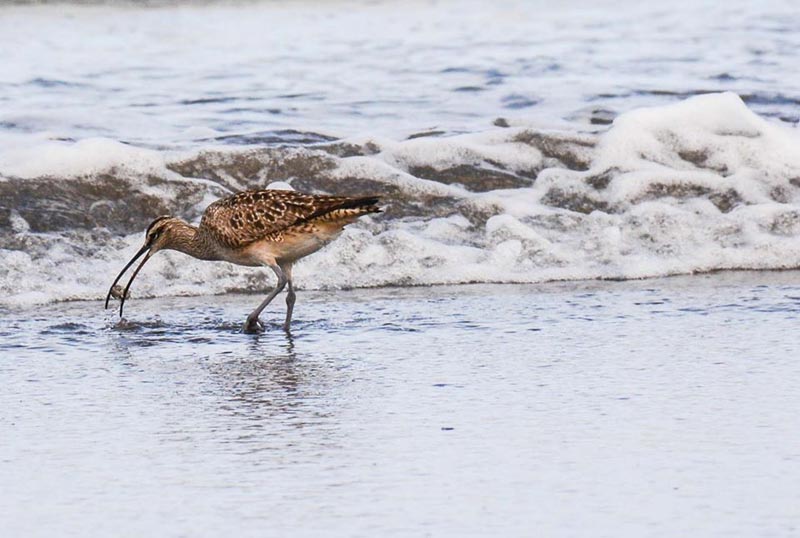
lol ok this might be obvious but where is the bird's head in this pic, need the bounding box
[104,215,187,316]
[143,216,186,254]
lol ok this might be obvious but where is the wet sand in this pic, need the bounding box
[2,272,799,536]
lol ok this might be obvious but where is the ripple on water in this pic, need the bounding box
[2,276,800,536]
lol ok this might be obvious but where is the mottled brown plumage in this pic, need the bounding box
[201,189,379,249]
[105,189,381,333]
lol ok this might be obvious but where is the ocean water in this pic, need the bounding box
[2,1,800,535]
[2,273,800,537]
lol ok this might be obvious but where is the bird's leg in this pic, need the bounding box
[283,264,296,332]
[284,281,296,332]
[244,265,287,333]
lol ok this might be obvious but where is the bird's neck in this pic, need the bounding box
[165,221,219,261]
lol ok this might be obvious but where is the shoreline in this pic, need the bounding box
[3,267,799,313]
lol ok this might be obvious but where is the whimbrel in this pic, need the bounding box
[105,189,381,333]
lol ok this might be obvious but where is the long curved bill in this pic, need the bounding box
[104,243,154,317]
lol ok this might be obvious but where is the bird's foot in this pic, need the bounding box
[243,316,264,334]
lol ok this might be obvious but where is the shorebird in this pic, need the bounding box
[105,189,381,333]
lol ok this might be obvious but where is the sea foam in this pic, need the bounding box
[1,93,799,307]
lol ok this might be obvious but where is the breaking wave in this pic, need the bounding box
[2,93,800,307]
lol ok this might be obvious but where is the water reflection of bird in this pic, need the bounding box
[105,189,381,333]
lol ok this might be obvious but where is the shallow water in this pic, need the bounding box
[2,272,800,536]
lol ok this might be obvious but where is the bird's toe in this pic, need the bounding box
[243,317,265,334]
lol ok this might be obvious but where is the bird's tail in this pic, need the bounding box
[336,196,382,214]
[309,195,382,224]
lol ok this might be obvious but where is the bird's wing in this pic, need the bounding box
[199,189,377,248]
